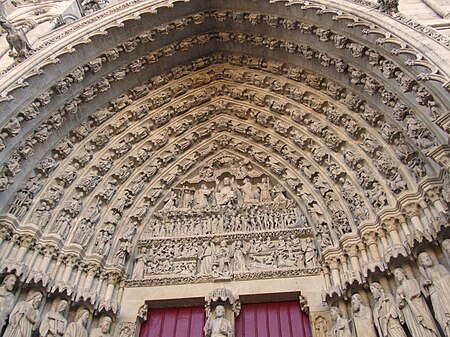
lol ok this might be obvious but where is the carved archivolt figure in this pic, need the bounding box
[39,299,68,337]
[3,290,43,337]
[393,268,438,337]
[204,305,232,337]
[370,282,406,337]
[0,274,17,332]
[63,309,89,337]
[329,307,352,337]
[351,294,377,337]
[418,252,450,336]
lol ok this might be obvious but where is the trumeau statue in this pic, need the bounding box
[204,305,233,337]
[418,252,450,336]
[0,274,17,332]
[351,294,377,337]
[393,268,438,337]
[63,309,89,337]
[39,299,68,337]
[3,290,43,337]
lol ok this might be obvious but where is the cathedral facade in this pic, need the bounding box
[0,0,449,336]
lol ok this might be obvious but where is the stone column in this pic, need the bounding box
[404,204,432,241]
[346,245,362,283]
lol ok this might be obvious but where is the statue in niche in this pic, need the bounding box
[90,316,112,337]
[198,242,215,275]
[393,268,438,337]
[418,252,450,336]
[215,177,237,206]
[351,294,377,337]
[370,282,407,337]
[0,274,17,332]
[3,290,43,337]
[238,178,257,204]
[32,204,52,229]
[204,305,232,337]
[63,309,89,337]
[257,177,272,203]
[329,307,352,337]
[39,299,68,337]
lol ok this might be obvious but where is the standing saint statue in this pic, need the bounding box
[3,290,43,337]
[370,282,407,337]
[351,294,377,337]
[204,305,233,337]
[418,251,450,336]
[63,309,89,337]
[393,268,438,337]
[329,307,352,337]
[0,274,17,332]
[39,299,68,337]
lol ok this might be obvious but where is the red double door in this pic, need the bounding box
[140,301,312,337]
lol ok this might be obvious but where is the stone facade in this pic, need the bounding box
[0,0,449,336]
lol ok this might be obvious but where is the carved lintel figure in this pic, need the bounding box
[3,290,43,337]
[90,316,112,337]
[204,305,232,337]
[351,294,377,337]
[329,307,352,337]
[62,309,89,337]
[0,274,17,332]
[370,282,407,337]
[393,268,438,337]
[0,17,33,59]
[418,252,450,336]
[39,299,68,337]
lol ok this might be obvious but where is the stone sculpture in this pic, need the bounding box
[370,282,407,337]
[90,316,112,337]
[418,252,450,336]
[63,309,89,337]
[0,17,33,59]
[393,268,438,337]
[204,305,232,337]
[351,294,377,337]
[3,290,43,337]
[39,299,68,337]
[0,274,17,332]
[329,307,352,337]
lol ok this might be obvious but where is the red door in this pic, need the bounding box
[236,301,312,337]
[140,301,311,337]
